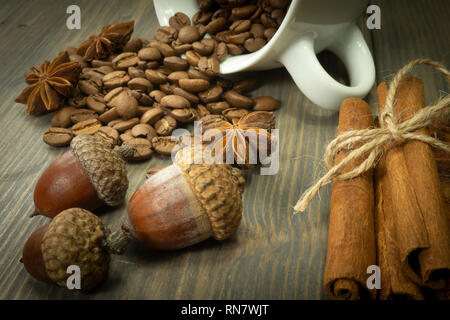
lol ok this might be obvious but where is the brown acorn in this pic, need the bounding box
[126,146,245,250]
[32,135,128,218]
[22,208,118,291]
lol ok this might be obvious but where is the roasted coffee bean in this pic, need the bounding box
[187,68,212,81]
[160,94,191,109]
[222,108,249,121]
[139,93,153,106]
[169,12,191,30]
[233,78,259,93]
[102,70,130,89]
[199,85,223,103]
[159,82,176,94]
[152,136,179,155]
[140,107,164,125]
[112,52,139,70]
[178,26,201,44]
[198,0,213,11]
[271,9,285,25]
[154,26,178,43]
[207,101,230,114]
[123,138,153,161]
[78,79,101,96]
[193,11,212,25]
[216,78,234,89]
[171,40,192,55]
[205,17,227,34]
[253,96,279,111]
[43,128,73,147]
[185,50,201,67]
[212,8,230,20]
[224,90,254,108]
[250,23,265,38]
[145,60,161,69]
[226,43,244,55]
[230,19,252,33]
[261,13,278,28]
[179,78,210,92]
[169,108,196,123]
[91,59,113,68]
[131,123,155,139]
[214,30,233,42]
[196,104,210,119]
[109,120,125,129]
[112,117,140,132]
[264,27,277,40]
[128,66,146,78]
[98,107,119,123]
[157,66,173,76]
[138,47,161,61]
[244,37,267,52]
[104,87,138,119]
[155,116,177,136]
[128,77,153,92]
[163,56,189,71]
[149,90,166,103]
[96,126,119,145]
[172,87,200,104]
[231,5,257,20]
[86,94,107,113]
[269,0,290,9]
[198,56,220,76]
[228,32,251,45]
[145,69,168,84]
[148,40,176,57]
[138,106,152,116]
[249,6,263,20]
[51,106,76,128]
[200,114,228,132]
[122,38,143,53]
[70,109,98,123]
[72,118,102,136]
[196,24,207,37]
[120,130,134,143]
[192,38,216,56]
[214,42,228,62]
[168,71,189,85]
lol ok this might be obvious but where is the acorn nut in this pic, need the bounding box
[22,208,124,291]
[32,135,128,218]
[126,146,245,250]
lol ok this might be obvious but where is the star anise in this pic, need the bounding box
[77,20,134,61]
[202,111,276,168]
[15,51,81,115]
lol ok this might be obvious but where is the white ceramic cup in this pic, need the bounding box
[153,0,375,111]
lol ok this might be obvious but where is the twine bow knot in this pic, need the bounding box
[294,59,450,213]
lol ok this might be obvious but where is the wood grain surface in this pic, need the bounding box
[0,0,448,299]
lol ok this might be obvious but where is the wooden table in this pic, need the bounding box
[0,0,448,299]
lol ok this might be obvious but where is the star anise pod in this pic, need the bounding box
[77,20,134,61]
[15,51,81,115]
[202,111,276,168]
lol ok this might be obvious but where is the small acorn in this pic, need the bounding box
[22,208,124,291]
[126,146,245,250]
[32,135,128,218]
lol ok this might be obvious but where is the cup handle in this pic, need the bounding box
[278,24,375,111]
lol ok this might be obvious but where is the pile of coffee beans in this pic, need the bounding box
[35,1,284,162]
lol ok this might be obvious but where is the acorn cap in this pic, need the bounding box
[41,208,110,291]
[175,146,244,240]
[70,135,128,206]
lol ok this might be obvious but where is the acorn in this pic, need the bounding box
[21,208,126,291]
[126,146,245,250]
[32,135,128,218]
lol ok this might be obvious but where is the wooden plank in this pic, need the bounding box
[0,0,446,300]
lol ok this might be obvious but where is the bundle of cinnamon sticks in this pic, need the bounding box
[324,77,450,300]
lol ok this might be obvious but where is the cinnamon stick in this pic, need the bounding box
[375,153,424,299]
[324,98,376,300]
[377,77,450,289]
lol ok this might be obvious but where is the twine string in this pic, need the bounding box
[294,59,450,212]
